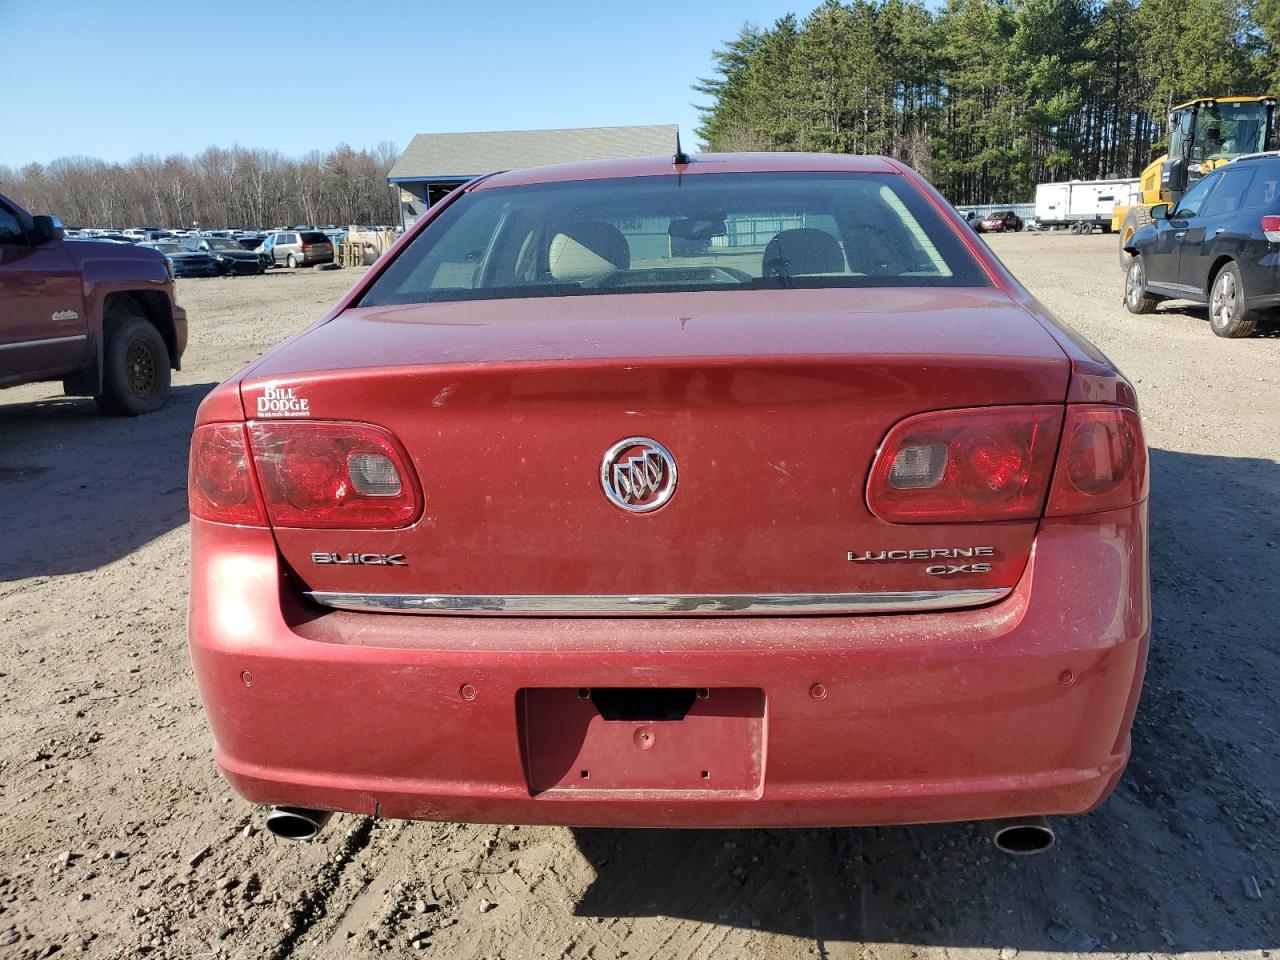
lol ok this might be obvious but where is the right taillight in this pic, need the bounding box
[1045,405,1148,516]
[1263,215,1280,242]
[867,405,1063,523]
[867,403,1148,523]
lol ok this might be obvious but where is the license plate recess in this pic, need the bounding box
[518,687,765,794]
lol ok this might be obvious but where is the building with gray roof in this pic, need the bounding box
[388,124,678,229]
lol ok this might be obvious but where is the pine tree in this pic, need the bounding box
[694,0,1273,204]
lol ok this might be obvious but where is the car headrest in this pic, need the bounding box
[763,228,846,276]
[548,221,631,281]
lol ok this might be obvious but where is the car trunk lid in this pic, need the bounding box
[241,287,1069,610]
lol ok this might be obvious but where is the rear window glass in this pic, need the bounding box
[359,172,990,306]
[1201,167,1254,218]
[301,232,330,244]
[1242,164,1280,208]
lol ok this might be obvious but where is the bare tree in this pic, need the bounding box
[375,140,399,167]
[2,142,399,228]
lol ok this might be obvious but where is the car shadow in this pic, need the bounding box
[0,382,215,582]
[570,446,1280,953]
[1156,301,1280,337]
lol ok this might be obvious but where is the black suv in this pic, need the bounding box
[1122,153,1280,337]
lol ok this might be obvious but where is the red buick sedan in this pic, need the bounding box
[188,153,1149,851]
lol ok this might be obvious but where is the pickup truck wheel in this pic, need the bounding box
[95,313,171,416]
[1123,256,1160,315]
[286,254,298,269]
[1208,262,1257,338]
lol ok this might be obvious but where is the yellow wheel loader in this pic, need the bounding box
[1114,96,1276,267]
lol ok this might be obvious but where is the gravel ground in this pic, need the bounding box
[0,237,1277,959]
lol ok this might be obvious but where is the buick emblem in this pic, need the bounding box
[600,437,677,513]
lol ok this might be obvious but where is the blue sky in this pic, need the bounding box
[1,0,805,168]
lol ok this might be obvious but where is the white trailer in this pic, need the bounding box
[1034,178,1140,233]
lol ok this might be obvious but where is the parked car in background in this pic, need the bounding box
[260,230,334,268]
[140,241,218,278]
[184,236,266,275]
[236,239,270,274]
[978,210,1024,233]
[189,153,1149,848]
[1,190,187,415]
[1122,152,1280,337]
[235,234,272,270]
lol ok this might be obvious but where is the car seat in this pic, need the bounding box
[762,228,846,276]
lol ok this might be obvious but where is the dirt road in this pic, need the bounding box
[1,238,1277,959]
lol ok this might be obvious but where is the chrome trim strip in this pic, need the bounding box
[305,587,1011,616]
[0,334,87,351]
[1148,280,1201,295]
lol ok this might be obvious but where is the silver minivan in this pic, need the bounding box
[261,230,334,268]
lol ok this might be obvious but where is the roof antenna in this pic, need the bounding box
[673,129,691,167]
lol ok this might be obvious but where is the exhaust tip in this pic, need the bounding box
[990,816,1055,855]
[265,806,332,841]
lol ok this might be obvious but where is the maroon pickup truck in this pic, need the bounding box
[0,191,187,415]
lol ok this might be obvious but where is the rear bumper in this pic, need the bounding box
[187,505,1149,828]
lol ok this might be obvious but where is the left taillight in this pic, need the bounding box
[189,423,267,526]
[189,420,422,529]
[247,421,421,529]
[1262,215,1280,243]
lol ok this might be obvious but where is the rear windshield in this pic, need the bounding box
[301,232,330,244]
[359,172,989,306]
